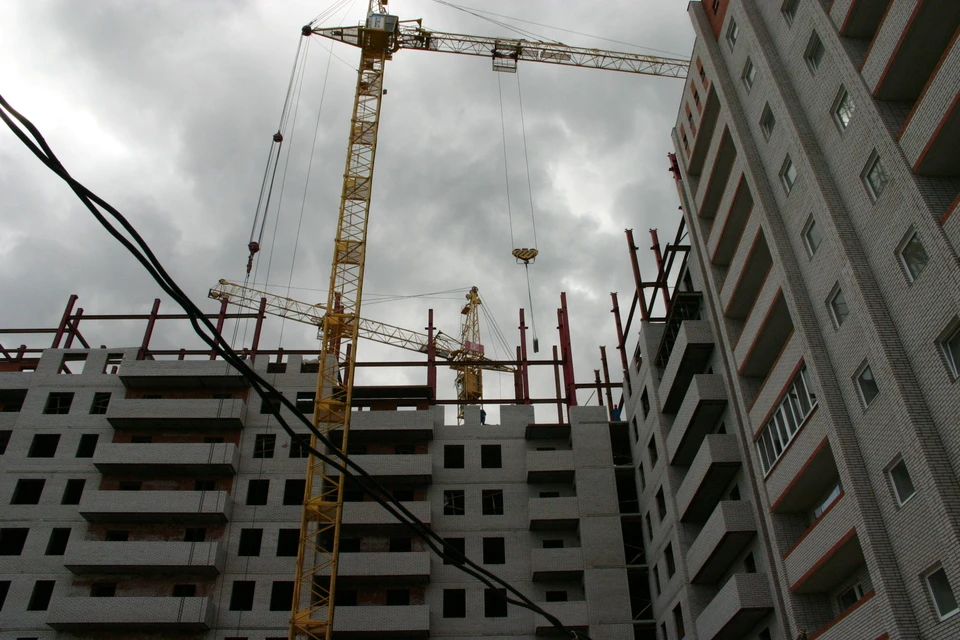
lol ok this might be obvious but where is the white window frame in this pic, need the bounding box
[855,362,879,408]
[862,152,889,202]
[897,228,929,283]
[837,582,866,610]
[742,58,756,92]
[782,0,799,25]
[924,566,960,621]
[805,32,825,72]
[756,366,818,475]
[760,104,776,140]
[812,483,842,520]
[780,156,797,194]
[828,285,850,328]
[832,87,855,131]
[938,319,960,380]
[727,19,740,50]
[803,216,822,257]
[887,456,916,506]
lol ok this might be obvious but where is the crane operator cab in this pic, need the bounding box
[363,13,400,52]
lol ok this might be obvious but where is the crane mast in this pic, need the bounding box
[290,2,393,638]
[289,10,687,639]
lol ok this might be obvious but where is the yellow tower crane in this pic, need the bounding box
[288,4,688,637]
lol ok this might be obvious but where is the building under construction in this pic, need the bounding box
[3,1,960,640]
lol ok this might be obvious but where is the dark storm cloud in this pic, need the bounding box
[0,0,694,420]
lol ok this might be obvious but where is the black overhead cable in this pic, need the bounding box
[0,93,590,640]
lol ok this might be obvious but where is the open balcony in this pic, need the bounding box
[734,280,792,382]
[527,449,575,484]
[666,375,727,465]
[529,496,579,531]
[526,423,571,440]
[119,359,248,389]
[656,316,714,414]
[79,490,232,524]
[333,604,430,638]
[686,501,757,584]
[676,434,741,522]
[695,573,774,640]
[708,175,754,269]
[786,501,863,595]
[93,443,239,476]
[531,546,584,581]
[350,409,435,442]
[534,601,589,637]
[323,551,430,584]
[63,541,224,576]
[341,500,430,534]
[347,454,432,485]
[47,596,214,632]
[106,398,246,429]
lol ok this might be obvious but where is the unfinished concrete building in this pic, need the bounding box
[621,1,960,639]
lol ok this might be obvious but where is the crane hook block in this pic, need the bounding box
[512,248,539,264]
[273,132,283,143]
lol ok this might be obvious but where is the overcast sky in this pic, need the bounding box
[0,0,696,422]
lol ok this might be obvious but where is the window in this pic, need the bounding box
[638,462,646,492]
[90,582,117,598]
[89,392,111,415]
[648,436,659,468]
[290,434,310,458]
[744,552,757,574]
[665,543,676,577]
[103,353,123,374]
[539,491,561,498]
[760,629,773,640]
[61,479,85,505]
[729,485,741,501]
[645,512,653,541]
[283,479,306,505]
[130,435,152,444]
[11,479,45,505]
[246,479,270,506]
[346,443,367,456]
[254,434,276,459]
[641,388,650,418]
[141,394,162,400]
[483,537,506,564]
[742,58,756,91]
[863,153,889,201]
[0,580,9,611]
[0,430,10,455]
[813,484,842,520]
[389,537,412,552]
[277,529,300,556]
[837,583,865,610]
[652,564,661,596]
[833,88,855,130]
[335,589,357,606]
[118,480,141,491]
[339,538,361,552]
[780,156,798,194]
[546,590,568,602]
[0,389,25,412]
[194,480,215,491]
[782,0,799,24]
[543,539,564,549]
[443,589,466,618]
[756,366,818,474]
[229,581,256,611]
[238,529,263,556]
[46,528,70,555]
[295,391,315,414]
[482,489,504,515]
[856,364,880,408]
[172,584,197,598]
[925,566,960,620]
[27,580,55,611]
[673,603,686,638]
[828,286,850,328]
[656,488,667,521]
[443,537,466,564]
[444,490,465,515]
[803,217,822,256]
[395,444,416,455]
[75,434,99,458]
[888,458,916,505]
[184,527,206,542]
[106,530,130,542]
[760,104,776,139]
[0,528,28,555]
[44,392,74,414]
[444,444,465,469]
[485,588,508,617]
[480,444,502,468]
[386,589,410,606]
[693,88,701,110]
[893,230,931,284]
[28,434,60,458]
[941,321,960,379]
[805,32,825,72]
[726,19,739,49]
[393,489,414,501]
[270,581,294,611]
[204,437,224,444]
[259,392,282,414]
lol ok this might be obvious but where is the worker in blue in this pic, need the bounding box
[480,408,487,425]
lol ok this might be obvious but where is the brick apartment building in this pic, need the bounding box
[623,1,960,639]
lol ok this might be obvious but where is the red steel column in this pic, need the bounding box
[610,292,628,374]
[559,293,577,407]
[552,345,563,423]
[52,294,79,348]
[650,229,670,312]
[250,298,268,361]
[600,346,614,419]
[519,309,531,405]
[211,298,229,360]
[138,299,161,360]
[625,230,649,321]
[426,310,437,400]
[64,308,83,348]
